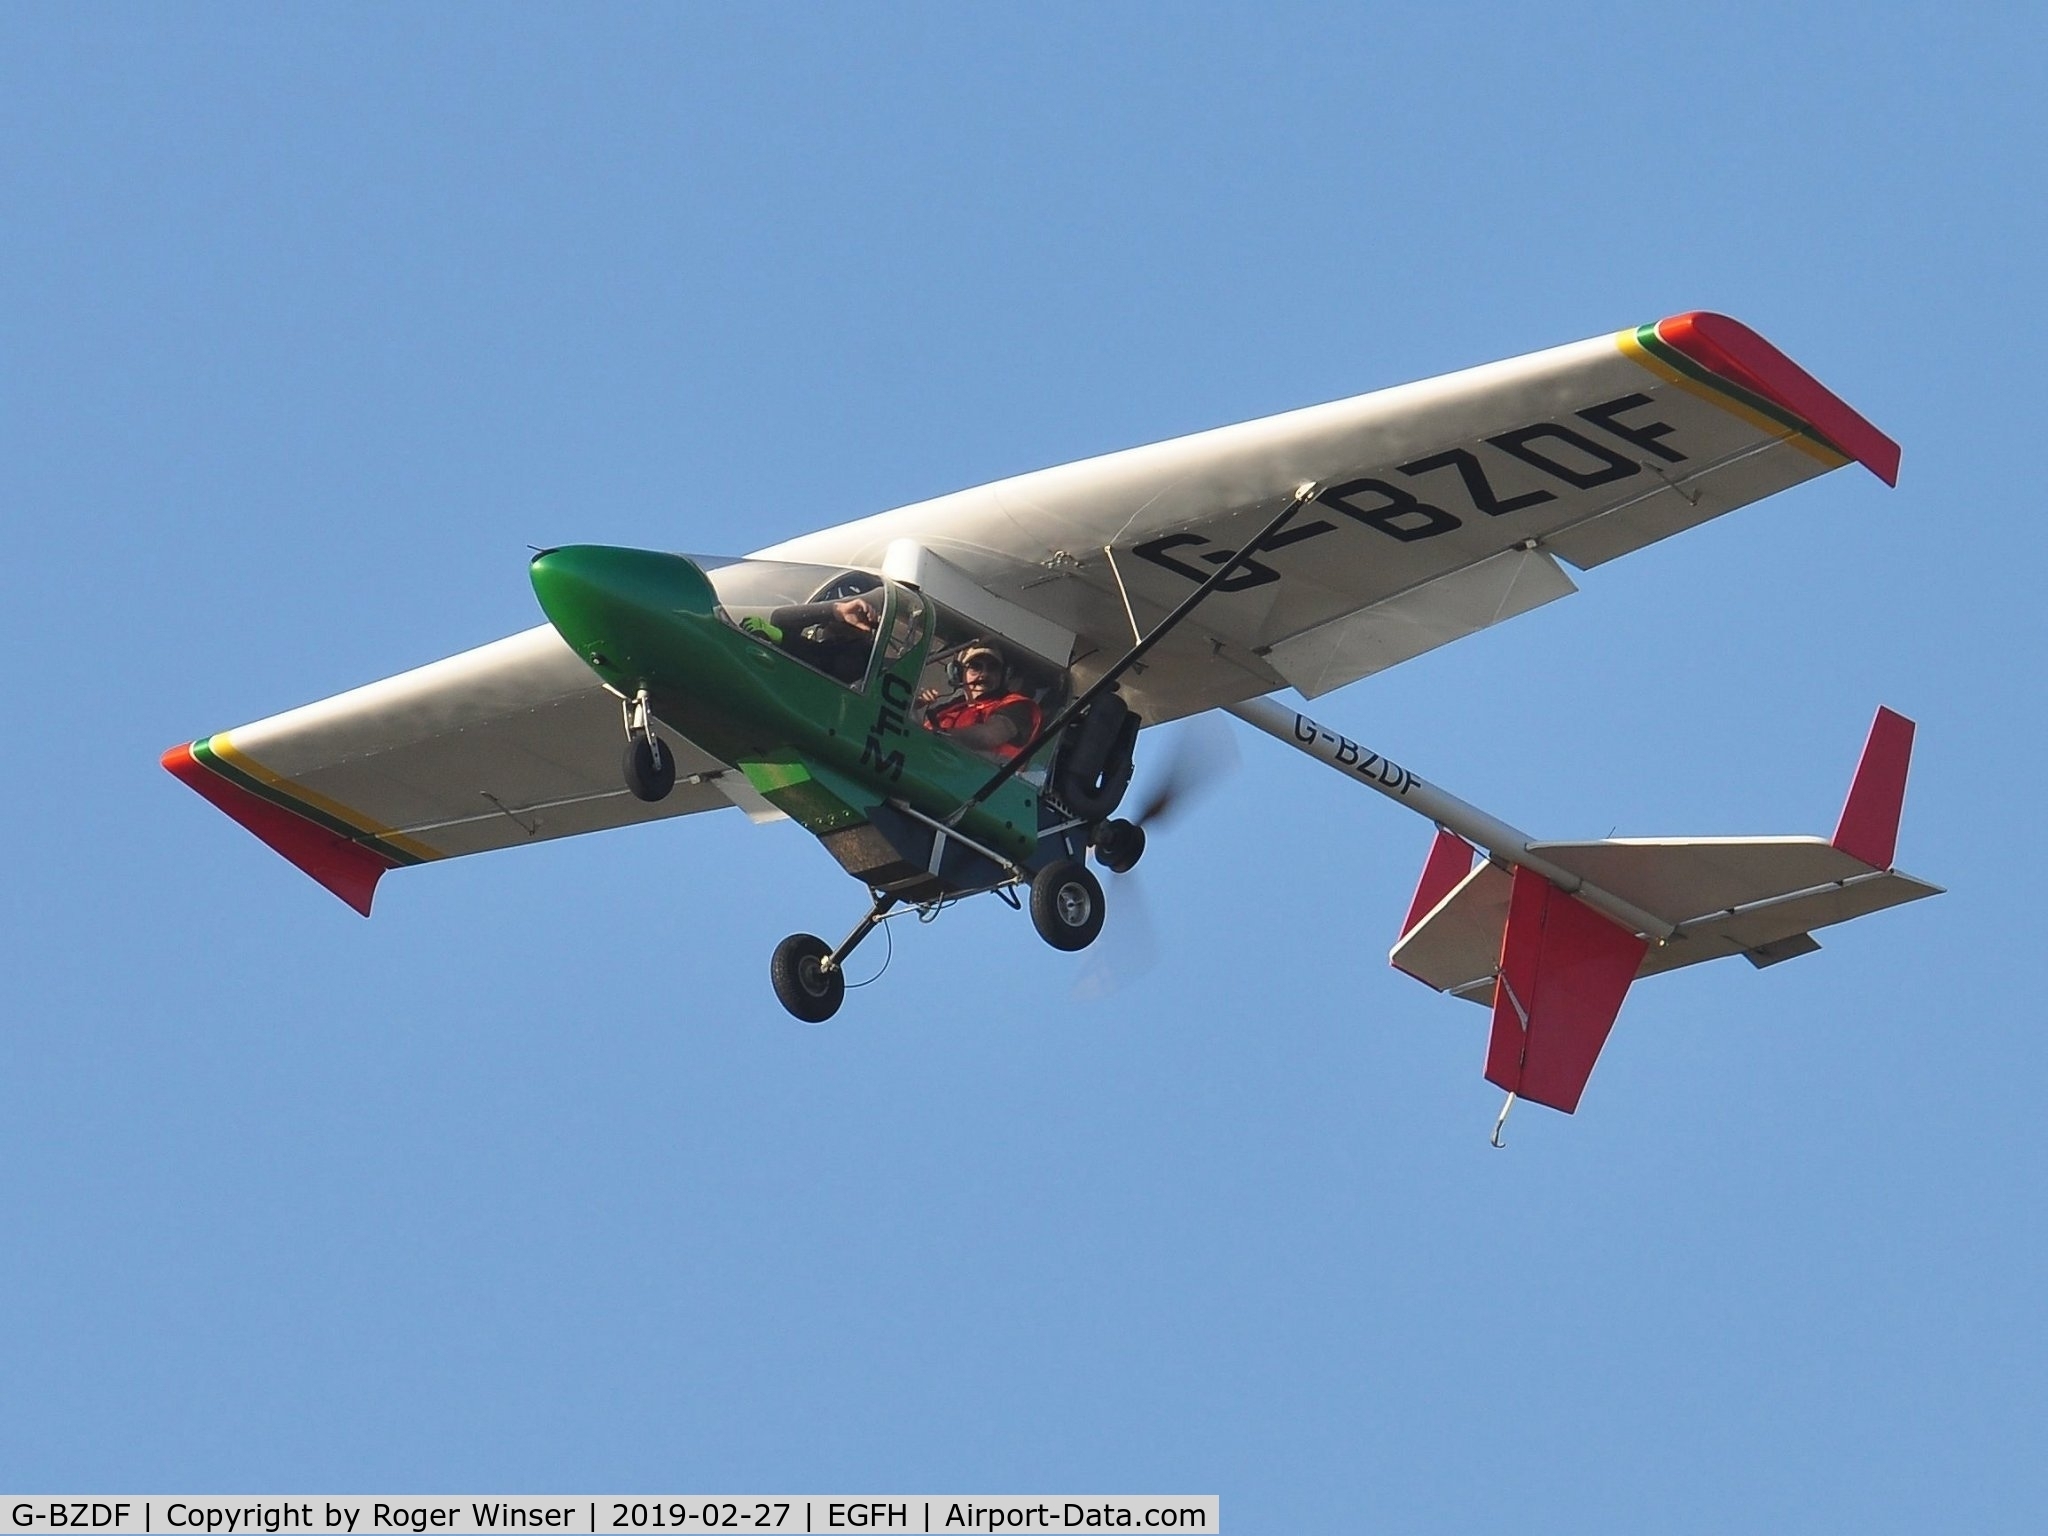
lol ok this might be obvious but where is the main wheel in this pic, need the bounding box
[1030,859,1106,951]
[623,734,676,802]
[770,933,844,1022]
[1091,818,1146,874]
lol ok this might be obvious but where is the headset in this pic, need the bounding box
[944,642,1006,690]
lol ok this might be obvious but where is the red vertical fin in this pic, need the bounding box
[1831,707,1915,870]
[1400,828,1476,938]
[1486,867,1648,1114]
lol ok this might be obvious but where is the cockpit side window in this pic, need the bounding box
[916,607,1070,719]
[709,562,886,692]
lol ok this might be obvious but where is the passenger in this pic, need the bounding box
[741,593,881,684]
[920,643,1041,760]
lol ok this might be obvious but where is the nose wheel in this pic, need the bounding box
[623,735,675,802]
[621,690,676,802]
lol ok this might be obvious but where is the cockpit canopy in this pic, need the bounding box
[696,556,1066,712]
[700,556,879,613]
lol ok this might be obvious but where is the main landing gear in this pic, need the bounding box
[767,853,1115,1021]
[1029,859,1105,950]
[762,736,1158,1021]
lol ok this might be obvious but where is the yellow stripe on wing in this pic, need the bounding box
[1615,329,1848,472]
[209,734,444,862]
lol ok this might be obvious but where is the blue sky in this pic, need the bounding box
[3,4,2042,1529]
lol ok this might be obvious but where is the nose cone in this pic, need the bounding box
[530,546,717,677]
[530,544,714,613]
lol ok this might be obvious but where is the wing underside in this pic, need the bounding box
[165,625,749,912]
[756,312,1897,722]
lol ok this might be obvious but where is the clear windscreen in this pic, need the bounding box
[697,557,878,611]
[700,558,887,690]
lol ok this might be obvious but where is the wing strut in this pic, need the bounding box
[951,481,1323,822]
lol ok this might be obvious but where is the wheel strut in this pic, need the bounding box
[620,689,676,803]
[623,689,655,745]
[822,893,897,974]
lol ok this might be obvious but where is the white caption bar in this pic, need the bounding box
[0,1500,1217,1535]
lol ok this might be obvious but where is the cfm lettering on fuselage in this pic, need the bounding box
[859,670,916,782]
[1133,390,1688,590]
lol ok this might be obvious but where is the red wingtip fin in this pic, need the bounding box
[1486,868,1648,1114]
[1401,828,1476,939]
[162,742,390,915]
[1655,311,1902,487]
[1831,707,1915,871]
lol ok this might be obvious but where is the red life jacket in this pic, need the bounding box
[927,692,1041,759]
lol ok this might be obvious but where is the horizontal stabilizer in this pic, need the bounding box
[1527,836,1939,978]
[1530,835,1875,915]
[1392,859,1510,995]
[1391,835,1939,996]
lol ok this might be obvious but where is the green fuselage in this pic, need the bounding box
[528,545,1045,870]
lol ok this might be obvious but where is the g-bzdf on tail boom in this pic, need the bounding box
[163,310,1935,1124]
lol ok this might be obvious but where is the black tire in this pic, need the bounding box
[1030,859,1106,951]
[770,933,844,1023]
[1053,694,1138,822]
[1092,818,1146,874]
[623,734,676,802]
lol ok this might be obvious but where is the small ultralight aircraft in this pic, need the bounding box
[165,312,1938,1131]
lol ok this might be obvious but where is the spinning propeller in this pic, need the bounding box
[1071,714,1242,997]
[1126,712,1242,831]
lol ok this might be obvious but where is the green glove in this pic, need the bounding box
[740,615,784,643]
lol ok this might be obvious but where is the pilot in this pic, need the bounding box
[741,592,881,684]
[920,643,1042,760]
